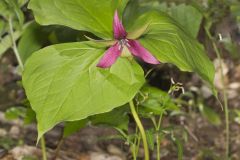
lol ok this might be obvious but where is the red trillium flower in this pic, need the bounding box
[96,11,159,68]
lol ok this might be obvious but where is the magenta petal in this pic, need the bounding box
[113,10,127,39]
[128,40,160,64]
[97,43,122,68]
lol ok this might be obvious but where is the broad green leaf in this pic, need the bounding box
[28,0,129,39]
[23,42,144,140]
[63,106,129,137]
[124,2,202,37]
[18,22,50,64]
[91,106,129,131]
[123,0,167,28]
[170,4,203,38]
[64,119,88,137]
[18,23,91,64]
[199,104,221,126]
[138,86,178,116]
[129,12,215,88]
[48,26,82,44]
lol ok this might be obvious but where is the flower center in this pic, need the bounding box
[118,39,130,51]
[117,39,132,57]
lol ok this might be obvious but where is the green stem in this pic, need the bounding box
[116,128,138,160]
[136,133,141,158]
[129,100,149,160]
[131,145,137,160]
[40,137,47,160]
[130,131,137,160]
[157,113,163,131]
[8,17,24,70]
[156,136,161,160]
[205,28,229,159]
[156,113,163,160]
[213,42,229,160]
[132,127,140,160]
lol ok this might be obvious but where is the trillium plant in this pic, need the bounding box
[22,0,215,160]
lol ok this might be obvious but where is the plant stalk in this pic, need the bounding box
[129,100,149,160]
[8,17,24,70]
[40,137,48,160]
[132,127,140,160]
[156,135,161,160]
[156,113,163,160]
[131,145,137,160]
[205,28,229,160]
[213,42,229,160]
